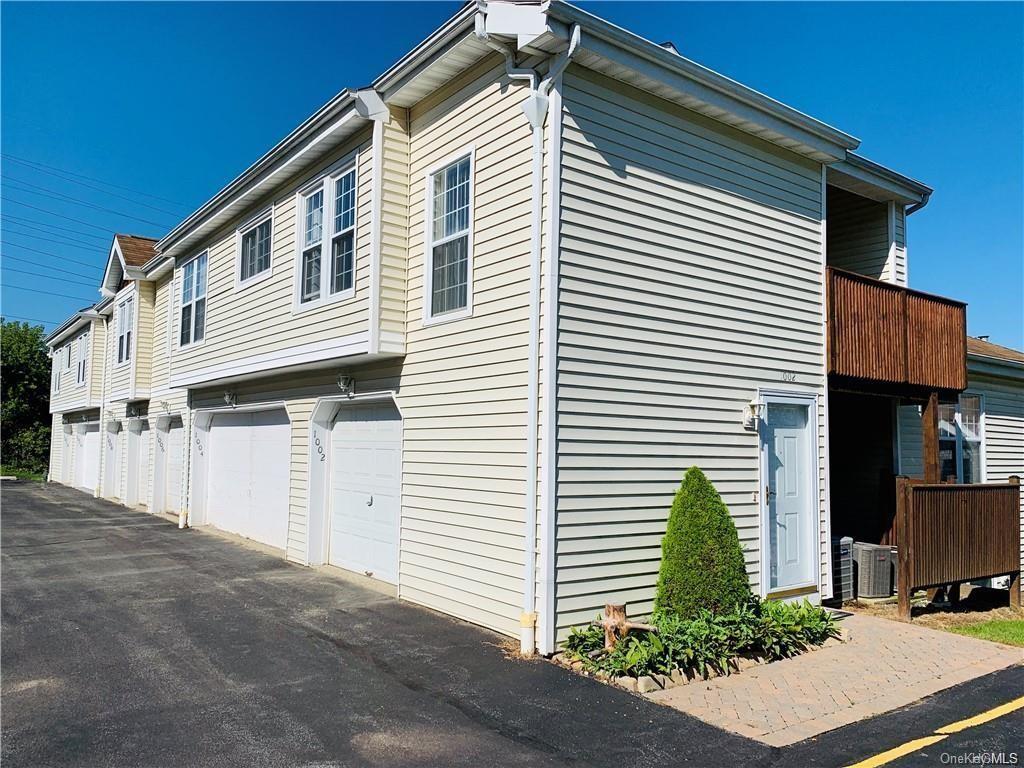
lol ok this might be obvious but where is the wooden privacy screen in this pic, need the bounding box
[896,476,1021,619]
[827,268,967,391]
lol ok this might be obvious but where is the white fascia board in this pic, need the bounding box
[829,153,932,205]
[547,0,859,161]
[46,315,92,347]
[158,91,359,257]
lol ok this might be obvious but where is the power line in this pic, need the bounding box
[0,283,95,302]
[3,254,101,280]
[2,161,185,218]
[3,178,174,229]
[2,265,97,288]
[1,197,122,233]
[2,153,191,210]
[2,222,108,252]
[1,240,107,270]
[1,213,109,243]
[1,314,59,325]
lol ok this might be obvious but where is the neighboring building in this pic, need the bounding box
[45,1,1023,653]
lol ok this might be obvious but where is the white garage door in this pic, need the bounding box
[155,417,185,514]
[330,402,402,583]
[207,409,290,550]
[74,423,100,492]
[103,425,122,500]
[126,423,151,507]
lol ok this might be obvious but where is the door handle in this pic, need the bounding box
[765,485,777,498]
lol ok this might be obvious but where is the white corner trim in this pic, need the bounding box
[887,200,898,285]
[368,118,385,354]
[819,164,833,601]
[168,332,370,389]
[539,77,563,656]
[233,206,275,292]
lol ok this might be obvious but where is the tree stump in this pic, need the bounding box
[603,603,627,650]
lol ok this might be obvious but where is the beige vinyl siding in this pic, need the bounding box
[48,412,63,481]
[398,54,534,637]
[379,106,411,350]
[109,287,136,398]
[827,186,892,281]
[135,281,155,393]
[150,272,173,392]
[170,129,374,381]
[89,321,106,403]
[553,66,827,638]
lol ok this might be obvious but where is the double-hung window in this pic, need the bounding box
[52,356,61,394]
[297,165,356,306]
[239,216,272,283]
[64,343,72,371]
[180,251,208,347]
[938,394,983,483]
[425,153,472,321]
[76,333,88,385]
[117,297,134,365]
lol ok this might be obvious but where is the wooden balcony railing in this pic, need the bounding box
[827,268,967,392]
[895,476,1021,619]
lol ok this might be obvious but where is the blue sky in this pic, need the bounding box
[2,2,1021,348]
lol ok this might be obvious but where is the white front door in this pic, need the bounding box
[206,409,290,550]
[762,399,816,593]
[330,401,402,583]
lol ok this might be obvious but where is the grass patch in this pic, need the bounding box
[949,619,1024,647]
[0,466,44,481]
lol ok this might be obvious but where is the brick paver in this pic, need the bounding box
[648,612,1022,746]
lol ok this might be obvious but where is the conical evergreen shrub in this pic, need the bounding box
[654,466,750,618]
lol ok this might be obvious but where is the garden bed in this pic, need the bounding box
[555,598,846,695]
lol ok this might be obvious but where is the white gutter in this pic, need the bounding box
[475,10,579,656]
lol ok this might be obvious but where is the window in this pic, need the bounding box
[180,252,208,346]
[76,333,88,385]
[939,394,983,483]
[296,166,357,307]
[239,217,272,283]
[52,356,61,394]
[425,154,472,320]
[117,297,134,365]
[64,343,72,370]
[331,170,356,294]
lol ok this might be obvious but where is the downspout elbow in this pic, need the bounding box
[906,190,931,216]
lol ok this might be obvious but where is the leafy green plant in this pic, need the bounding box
[562,597,839,679]
[654,467,750,618]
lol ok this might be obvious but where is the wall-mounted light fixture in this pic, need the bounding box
[337,374,354,397]
[223,391,237,408]
[742,399,761,430]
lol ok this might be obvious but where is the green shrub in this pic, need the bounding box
[654,466,750,618]
[562,598,839,679]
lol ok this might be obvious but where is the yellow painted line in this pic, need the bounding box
[846,694,1024,768]
[935,695,1024,734]
[845,735,948,768]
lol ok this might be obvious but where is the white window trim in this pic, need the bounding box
[75,332,89,387]
[422,145,475,327]
[234,207,275,291]
[291,156,359,315]
[115,294,135,369]
[939,391,986,484]
[63,343,72,371]
[52,355,62,394]
[176,250,208,350]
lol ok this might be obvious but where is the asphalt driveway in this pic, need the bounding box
[3,481,1021,767]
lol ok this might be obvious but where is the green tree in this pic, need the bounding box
[1,319,52,473]
[654,466,750,618]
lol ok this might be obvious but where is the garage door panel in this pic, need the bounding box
[330,402,401,584]
[207,409,290,550]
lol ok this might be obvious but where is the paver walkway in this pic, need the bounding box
[648,611,1023,746]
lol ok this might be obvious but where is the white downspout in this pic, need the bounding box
[476,15,579,655]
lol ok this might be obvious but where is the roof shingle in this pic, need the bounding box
[115,234,157,267]
[967,337,1024,364]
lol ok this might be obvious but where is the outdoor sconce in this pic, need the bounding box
[223,391,237,408]
[337,374,354,396]
[742,399,761,430]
